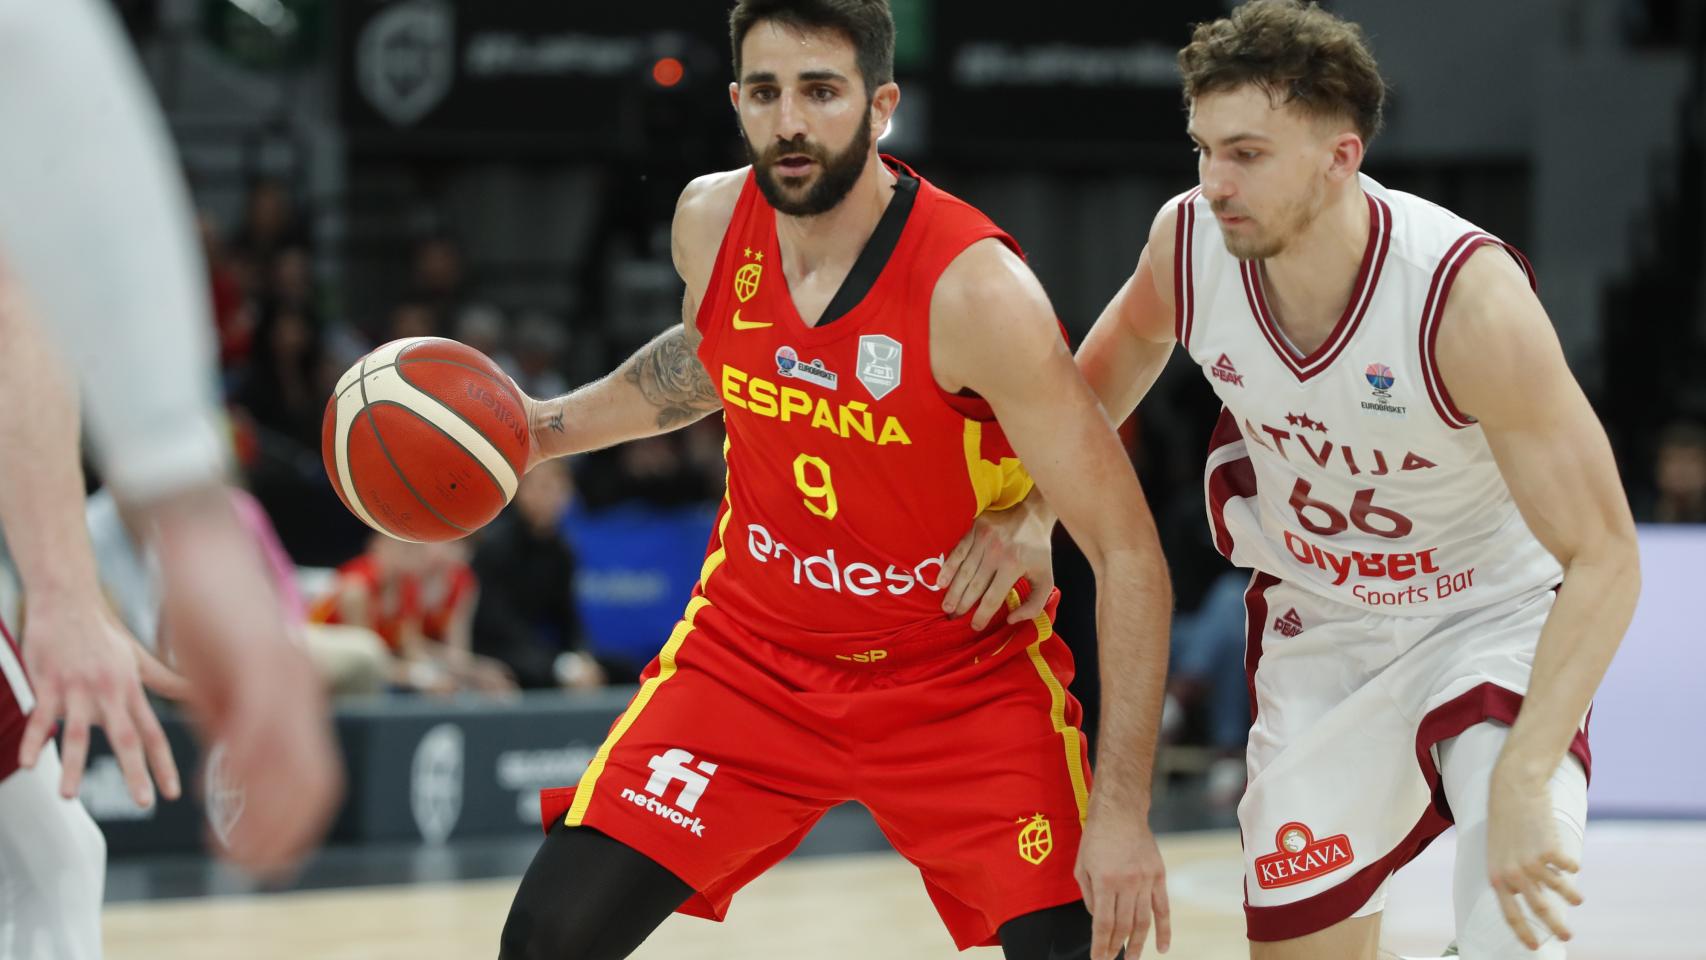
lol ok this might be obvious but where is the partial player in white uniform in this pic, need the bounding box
[942,2,1640,958]
[0,1,342,954]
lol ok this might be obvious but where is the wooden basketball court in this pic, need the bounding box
[102,824,1698,959]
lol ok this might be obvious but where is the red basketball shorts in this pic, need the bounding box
[539,591,1091,950]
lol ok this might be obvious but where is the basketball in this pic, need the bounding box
[321,337,530,542]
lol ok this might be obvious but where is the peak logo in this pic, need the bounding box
[1254,822,1354,889]
[1211,354,1245,387]
[1273,608,1303,637]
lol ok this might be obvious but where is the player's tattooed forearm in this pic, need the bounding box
[625,326,720,429]
[529,399,567,436]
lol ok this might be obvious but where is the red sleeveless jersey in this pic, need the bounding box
[692,157,1042,655]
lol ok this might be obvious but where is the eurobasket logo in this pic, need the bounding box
[1361,362,1407,417]
[1254,821,1354,889]
[775,346,839,391]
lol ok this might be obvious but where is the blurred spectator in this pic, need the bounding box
[456,303,518,372]
[84,486,388,697]
[311,534,517,696]
[271,245,317,314]
[198,211,254,374]
[576,432,723,510]
[1166,570,1251,806]
[511,311,571,398]
[1637,420,1706,523]
[229,176,309,271]
[235,301,329,452]
[388,299,440,341]
[471,459,607,690]
[411,235,474,329]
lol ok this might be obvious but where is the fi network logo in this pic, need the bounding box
[620,748,719,837]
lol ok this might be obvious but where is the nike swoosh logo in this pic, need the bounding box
[731,310,772,331]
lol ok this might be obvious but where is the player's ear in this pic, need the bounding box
[1326,129,1364,183]
[871,81,900,134]
[729,81,741,113]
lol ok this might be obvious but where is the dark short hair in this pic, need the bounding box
[729,0,895,93]
[1178,0,1386,143]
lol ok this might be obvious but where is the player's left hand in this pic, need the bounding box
[1487,761,1582,950]
[936,492,1055,630]
[1076,807,1171,959]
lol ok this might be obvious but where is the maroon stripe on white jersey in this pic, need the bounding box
[1240,194,1392,383]
[1417,231,1535,430]
[1174,188,1202,350]
[1205,407,1257,560]
[1242,572,1281,727]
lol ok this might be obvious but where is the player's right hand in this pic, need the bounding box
[936,491,1056,630]
[17,596,182,809]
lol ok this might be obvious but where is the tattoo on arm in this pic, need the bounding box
[545,408,564,433]
[624,325,720,430]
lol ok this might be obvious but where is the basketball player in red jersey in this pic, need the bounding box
[947,3,1640,958]
[499,3,1173,959]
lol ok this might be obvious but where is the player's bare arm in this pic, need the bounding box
[932,238,1174,960]
[1435,245,1641,949]
[939,203,1180,624]
[0,281,181,810]
[1077,203,1182,428]
[525,171,745,465]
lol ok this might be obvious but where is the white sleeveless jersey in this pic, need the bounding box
[1176,174,1563,616]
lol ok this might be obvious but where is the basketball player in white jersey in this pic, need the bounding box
[941,2,1640,957]
[0,1,341,953]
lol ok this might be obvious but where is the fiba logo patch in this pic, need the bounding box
[857,335,902,400]
[357,0,455,127]
[1016,813,1054,865]
[1360,362,1408,417]
[410,723,465,845]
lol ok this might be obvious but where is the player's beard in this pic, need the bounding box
[744,107,874,218]
[1217,175,1327,261]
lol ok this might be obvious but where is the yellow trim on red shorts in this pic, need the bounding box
[568,473,733,826]
[1013,593,1089,824]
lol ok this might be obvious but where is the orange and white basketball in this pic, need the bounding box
[321,337,530,542]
